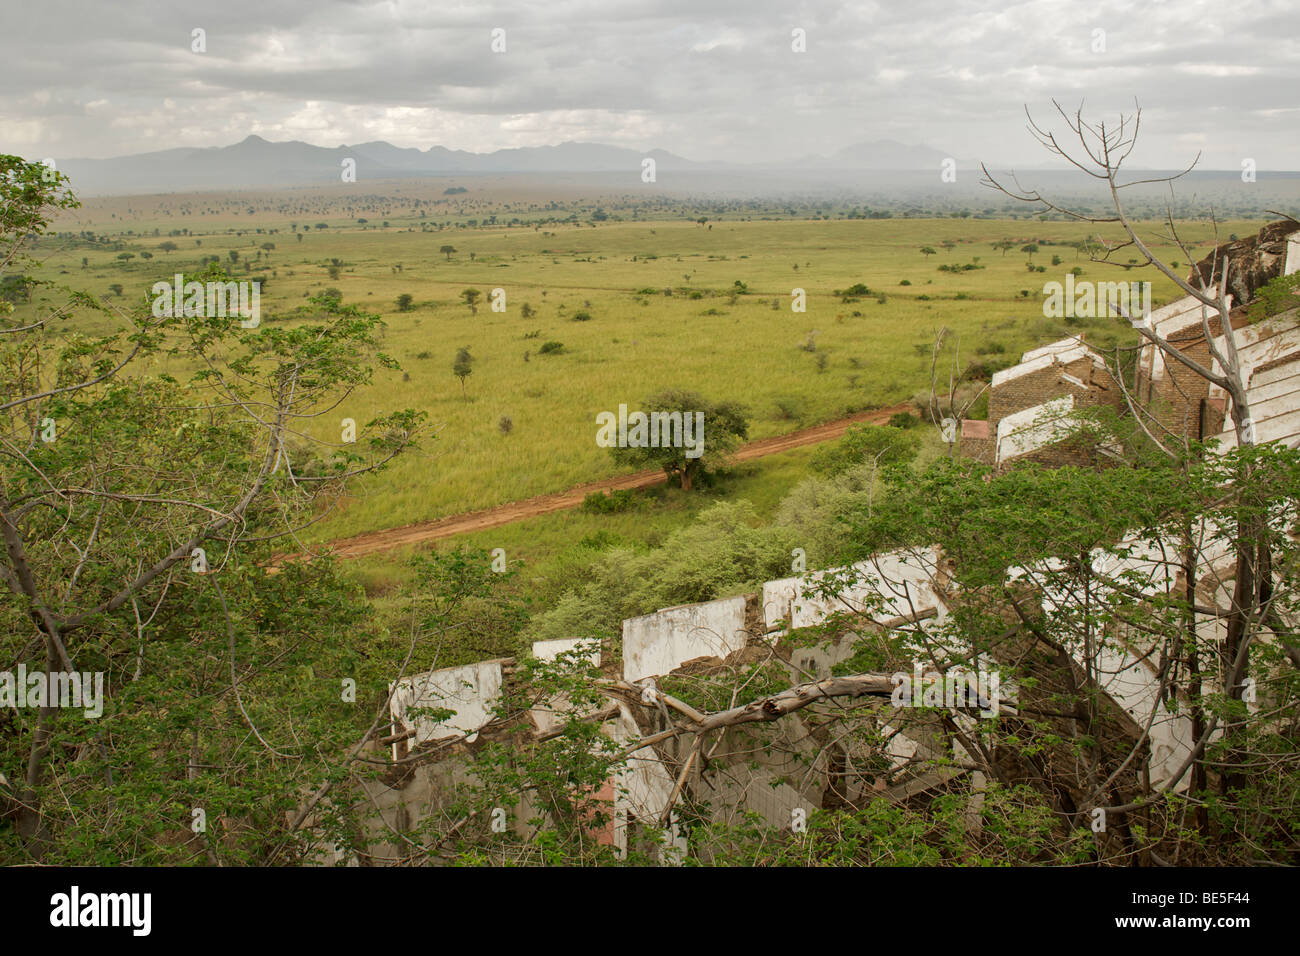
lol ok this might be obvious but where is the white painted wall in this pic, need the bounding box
[532,637,601,667]
[762,548,946,633]
[622,595,748,683]
[991,343,1104,389]
[609,705,688,863]
[528,638,601,736]
[995,394,1076,464]
[389,659,504,756]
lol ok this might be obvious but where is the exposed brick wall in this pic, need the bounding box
[959,419,994,465]
[1137,310,1248,442]
[975,353,1122,469]
[960,223,1300,469]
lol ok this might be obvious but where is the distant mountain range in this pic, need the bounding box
[50,135,976,195]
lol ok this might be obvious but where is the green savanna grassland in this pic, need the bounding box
[20,187,1266,622]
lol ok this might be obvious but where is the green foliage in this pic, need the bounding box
[532,500,796,643]
[0,156,425,864]
[606,389,749,491]
[809,424,921,476]
[888,411,919,429]
[581,488,637,513]
[452,346,473,395]
[1247,272,1300,322]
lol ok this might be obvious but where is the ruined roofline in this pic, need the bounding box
[990,340,1107,389]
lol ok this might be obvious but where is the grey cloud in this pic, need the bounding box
[0,0,1295,169]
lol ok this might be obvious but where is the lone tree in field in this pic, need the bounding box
[159,241,177,254]
[453,346,473,397]
[440,244,456,260]
[920,246,937,258]
[461,288,481,314]
[395,293,414,312]
[604,389,748,491]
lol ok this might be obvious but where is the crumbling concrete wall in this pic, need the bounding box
[762,547,947,634]
[973,336,1121,469]
[995,394,1077,465]
[389,659,506,758]
[529,638,602,736]
[959,418,994,465]
[1209,309,1300,451]
[988,338,1113,421]
[622,595,748,683]
[609,703,688,863]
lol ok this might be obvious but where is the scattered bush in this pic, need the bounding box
[580,489,637,514]
[810,424,921,476]
[888,412,919,429]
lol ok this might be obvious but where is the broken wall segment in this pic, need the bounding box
[969,335,1120,469]
[621,594,749,684]
[1208,309,1300,450]
[528,637,603,737]
[762,547,949,635]
[388,658,508,760]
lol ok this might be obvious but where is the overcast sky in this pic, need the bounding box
[0,0,1294,169]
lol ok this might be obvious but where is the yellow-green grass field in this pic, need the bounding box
[30,195,1266,544]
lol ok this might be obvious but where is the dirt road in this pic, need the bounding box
[292,402,913,562]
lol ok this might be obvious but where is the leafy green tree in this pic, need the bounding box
[606,389,748,491]
[809,424,920,476]
[461,288,481,314]
[440,245,456,260]
[396,293,414,312]
[453,346,473,396]
[0,155,423,863]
